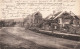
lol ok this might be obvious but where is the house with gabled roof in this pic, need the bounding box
[24,11,43,29]
[42,11,80,33]
[55,11,80,33]
[53,11,80,27]
[52,11,80,33]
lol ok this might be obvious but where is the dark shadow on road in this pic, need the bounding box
[0,28,58,49]
[0,42,57,49]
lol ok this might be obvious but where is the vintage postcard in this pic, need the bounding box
[0,0,80,49]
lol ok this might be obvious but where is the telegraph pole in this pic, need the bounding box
[51,11,55,33]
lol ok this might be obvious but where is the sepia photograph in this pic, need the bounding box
[0,0,80,49]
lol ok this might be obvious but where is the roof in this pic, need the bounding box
[45,11,62,20]
[45,14,54,20]
[53,11,80,20]
[32,11,42,17]
[53,11,65,20]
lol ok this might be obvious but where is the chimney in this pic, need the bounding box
[70,11,72,14]
[53,11,55,15]
[70,11,75,17]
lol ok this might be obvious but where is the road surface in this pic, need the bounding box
[0,27,80,49]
